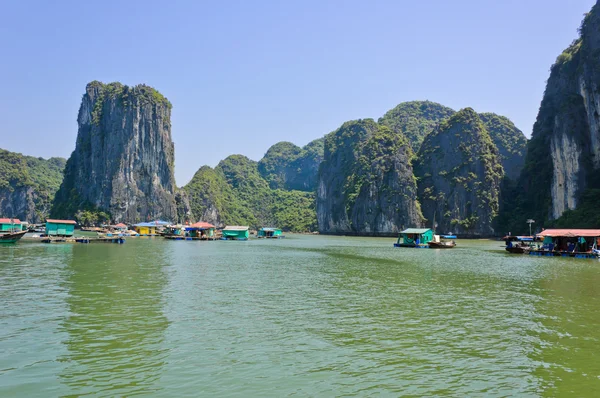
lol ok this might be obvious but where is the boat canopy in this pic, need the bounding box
[400,228,432,234]
[537,229,600,238]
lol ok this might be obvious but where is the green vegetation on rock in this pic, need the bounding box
[0,149,66,221]
[258,138,324,191]
[378,101,456,150]
[415,108,503,236]
[317,119,424,234]
[479,113,528,180]
[184,156,317,232]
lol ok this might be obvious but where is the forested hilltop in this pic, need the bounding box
[0,149,66,223]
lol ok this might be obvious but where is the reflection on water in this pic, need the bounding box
[58,243,169,397]
[3,237,600,396]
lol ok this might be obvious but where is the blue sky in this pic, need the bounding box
[0,0,595,185]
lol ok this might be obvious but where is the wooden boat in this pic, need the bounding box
[0,230,28,243]
[503,235,534,254]
[428,234,456,249]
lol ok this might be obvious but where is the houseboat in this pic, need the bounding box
[257,227,283,239]
[46,219,76,237]
[133,222,159,236]
[221,226,249,241]
[529,229,600,259]
[188,222,216,240]
[394,228,433,248]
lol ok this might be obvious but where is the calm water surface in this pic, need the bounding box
[2,235,600,396]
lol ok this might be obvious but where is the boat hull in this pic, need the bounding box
[428,242,456,249]
[0,230,28,243]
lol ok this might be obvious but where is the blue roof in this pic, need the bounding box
[134,222,159,227]
[260,227,280,231]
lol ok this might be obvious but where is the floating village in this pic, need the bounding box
[0,217,282,244]
[1,217,599,260]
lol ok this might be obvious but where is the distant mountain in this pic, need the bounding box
[257,138,324,191]
[182,155,317,231]
[0,149,66,222]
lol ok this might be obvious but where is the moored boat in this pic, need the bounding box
[503,236,534,254]
[0,230,28,243]
[428,234,456,249]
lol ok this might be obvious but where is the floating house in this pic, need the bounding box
[394,228,434,248]
[133,222,159,236]
[222,226,249,240]
[257,227,283,239]
[46,219,76,237]
[114,223,128,231]
[0,218,23,233]
[531,229,600,258]
[188,222,216,239]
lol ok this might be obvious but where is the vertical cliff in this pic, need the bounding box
[0,149,66,222]
[414,109,503,236]
[317,119,423,235]
[511,1,600,228]
[52,81,177,222]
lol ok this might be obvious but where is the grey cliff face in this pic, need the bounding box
[415,109,503,237]
[0,186,36,222]
[317,119,423,235]
[52,82,177,222]
[525,1,600,220]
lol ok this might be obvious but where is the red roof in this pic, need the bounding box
[191,221,215,229]
[46,219,77,225]
[115,223,127,228]
[0,218,21,224]
[538,229,600,237]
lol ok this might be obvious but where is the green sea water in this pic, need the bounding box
[2,235,600,397]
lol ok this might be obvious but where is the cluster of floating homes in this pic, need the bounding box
[0,217,285,244]
[504,229,600,259]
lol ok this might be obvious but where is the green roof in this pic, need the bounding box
[401,228,432,234]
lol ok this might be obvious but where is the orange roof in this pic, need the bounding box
[538,229,600,237]
[191,221,215,229]
[46,219,77,225]
[115,223,127,228]
[0,218,21,224]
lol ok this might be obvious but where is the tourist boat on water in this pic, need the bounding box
[257,227,284,239]
[428,234,457,249]
[527,229,600,259]
[503,236,535,254]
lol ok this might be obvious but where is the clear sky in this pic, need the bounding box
[0,0,595,185]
